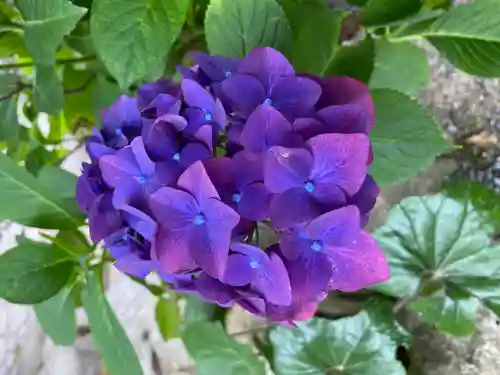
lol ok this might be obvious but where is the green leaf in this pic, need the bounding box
[324,38,375,83]
[369,89,449,187]
[409,294,479,336]
[283,1,343,74]
[205,0,292,58]
[34,282,77,345]
[37,166,79,201]
[0,30,30,57]
[0,153,83,228]
[360,0,421,27]
[183,322,266,375]
[52,229,93,255]
[33,64,64,114]
[25,145,59,176]
[0,242,75,304]
[155,295,181,340]
[92,75,121,123]
[63,65,95,128]
[0,96,18,142]
[82,269,143,375]
[370,40,429,95]
[423,0,500,77]
[15,0,87,65]
[373,194,500,334]
[270,312,406,375]
[90,0,189,89]
[183,294,227,326]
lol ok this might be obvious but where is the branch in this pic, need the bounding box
[0,55,97,70]
[64,73,97,94]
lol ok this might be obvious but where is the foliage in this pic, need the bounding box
[0,0,499,374]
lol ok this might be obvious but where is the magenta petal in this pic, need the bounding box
[240,104,293,153]
[326,231,390,292]
[271,76,321,114]
[223,254,254,286]
[182,79,214,110]
[265,146,312,194]
[121,205,157,241]
[204,157,234,187]
[307,205,360,246]
[222,74,266,117]
[270,188,321,229]
[153,228,195,274]
[178,161,220,202]
[308,133,369,195]
[149,187,198,230]
[131,137,155,176]
[253,252,291,306]
[99,149,140,188]
[239,47,294,87]
[239,183,271,221]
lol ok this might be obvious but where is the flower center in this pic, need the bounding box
[193,213,206,226]
[249,260,260,269]
[137,175,147,185]
[224,71,232,78]
[114,128,123,136]
[204,112,213,121]
[304,181,315,193]
[310,241,323,252]
[263,98,273,106]
[172,152,181,162]
[232,193,242,203]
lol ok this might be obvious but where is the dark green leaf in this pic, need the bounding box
[155,295,181,340]
[52,229,93,255]
[0,96,18,142]
[369,89,449,187]
[0,242,74,304]
[205,0,292,57]
[0,153,83,228]
[183,294,227,326]
[360,0,421,27]
[370,40,429,95]
[63,65,95,128]
[365,297,411,347]
[37,166,79,201]
[374,194,500,335]
[283,1,343,74]
[324,38,375,83]
[422,0,500,77]
[92,76,121,124]
[65,20,94,55]
[82,269,143,375]
[91,0,189,89]
[25,145,59,176]
[270,312,405,375]
[183,322,266,375]
[33,64,64,114]
[15,0,87,65]
[34,282,78,345]
[0,31,29,57]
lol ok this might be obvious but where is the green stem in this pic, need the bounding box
[0,55,97,70]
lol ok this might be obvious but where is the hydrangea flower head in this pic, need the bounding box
[76,46,389,325]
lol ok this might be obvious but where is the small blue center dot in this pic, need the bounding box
[137,175,147,185]
[232,193,242,203]
[114,128,123,136]
[193,213,206,226]
[172,152,181,162]
[117,234,128,244]
[204,112,213,121]
[224,71,232,78]
[263,98,273,106]
[250,260,260,269]
[304,181,315,193]
[311,241,323,252]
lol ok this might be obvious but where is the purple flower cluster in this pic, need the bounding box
[76,47,389,324]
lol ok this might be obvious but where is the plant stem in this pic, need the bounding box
[0,55,97,70]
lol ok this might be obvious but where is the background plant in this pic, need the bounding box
[0,0,499,374]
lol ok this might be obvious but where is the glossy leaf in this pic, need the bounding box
[324,38,375,83]
[33,64,64,114]
[82,269,143,375]
[270,312,406,375]
[155,295,181,340]
[205,0,291,57]
[0,153,83,228]
[374,194,500,335]
[91,0,189,89]
[370,40,429,96]
[370,89,450,187]
[52,229,93,255]
[0,242,75,304]
[183,322,266,375]
[15,0,87,65]
[360,0,421,27]
[34,282,78,345]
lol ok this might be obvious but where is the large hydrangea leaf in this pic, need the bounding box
[270,310,406,375]
[374,194,500,336]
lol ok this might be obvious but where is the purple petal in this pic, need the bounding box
[153,228,196,274]
[102,95,142,133]
[308,133,369,195]
[270,188,321,229]
[213,98,227,130]
[194,124,214,151]
[317,104,370,134]
[155,161,183,186]
[142,116,181,161]
[349,175,380,214]
[253,252,291,306]
[131,137,155,176]
[178,161,220,203]
[239,183,271,221]
[204,157,234,189]
[191,52,240,82]
[239,47,294,87]
[286,252,333,301]
[279,229,312,261]
[180,143,212,168]
[182,79,214,110]
[222,74,266,117]
[264,146,312,194]
[240,105,293,153]
[114,254,155,278]
[271,76,321,116]
[138,79,181,115]
[99,148,140,188]
[307,205,360,246]
[88,193,122,243]
[121,205,157,241]
[76,164,102,213]
[292,117,325,140]
[326,231,389,292]
[311,183,346,207]
[149,187,199,230]
[196,273,237,307]
[232,151,264,188]
[223,254,254,286]
[87,142,114,162]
